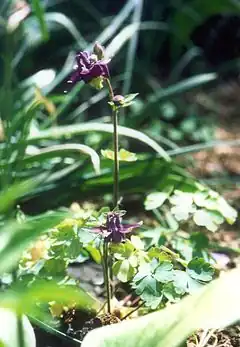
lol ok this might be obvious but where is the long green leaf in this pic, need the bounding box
[28,123,170,161]
[45,12,87,48]
[23,144,101,174]
[30,0,49,41]
[0,212,67,275]
[0,179,39,213]
[0,280,99,315]
[105,21,169,59]
[134,73,217,120]
[82,267,240,347]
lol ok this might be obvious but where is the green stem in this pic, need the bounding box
[112,108,119,208]
[105,78,119,209]
[121,301,145,320]
[13,271,25,347]
[17,316,25,347]
[103,240,111,313]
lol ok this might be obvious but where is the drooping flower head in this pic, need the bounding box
[92,211,142,243]
[68,43,110,90]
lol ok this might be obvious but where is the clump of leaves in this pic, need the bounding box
[110,236,214,310]
[145,183,237,232]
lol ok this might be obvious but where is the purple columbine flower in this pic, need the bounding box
[92,211,142,243]
[68,50,110,87]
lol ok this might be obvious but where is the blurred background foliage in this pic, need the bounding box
[0,0,240,214]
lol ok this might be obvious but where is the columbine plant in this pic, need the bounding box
[68,43,141,313]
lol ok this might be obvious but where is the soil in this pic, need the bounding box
[188,325,240,347]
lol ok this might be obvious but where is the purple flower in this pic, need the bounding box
[92,212,142,243]
[68,50,110,86]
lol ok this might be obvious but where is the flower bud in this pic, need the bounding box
[93,42,105,60]
[113,95,125,106]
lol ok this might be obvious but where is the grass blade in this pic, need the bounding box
[30,0,49,41]
[23,144,101,174]
[28,123,170,161]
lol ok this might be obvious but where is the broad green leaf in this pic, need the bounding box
[130,236,144,250]
[187,258,214,282]
[141,291,162,310]
[193,210,224,232]
[217,197,238,224]
[162,282,182,303]
[144,188,172,211]
[0,212,67,275]
[85,245,102,264]
[111,241,135,260]
[193,191,209,207]
[101,148,137,162]
[41,258,67,276]
[133,274,157,295]
[170,205,196,222]
[112,260,135,283]
[82,267,240,347]
[154,262,173,283]
[128,255,138,268]
[123,93,139,103]
[148,248,171,262]
[170,191,196,221]
[173,270,203,294]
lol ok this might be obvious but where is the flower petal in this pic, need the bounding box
[76,51,91,68]
[120,221,143,234]
[68,70,82,84]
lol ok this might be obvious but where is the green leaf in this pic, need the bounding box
[81,267,240,347]
[78,229,97,245]
[144,187,172,210]
[101,148,137,162]
[162,282,182,302]
[85,245,102,264]
[0,280,99,315]
[217,197,238,224]
[148,248,171,262]
[128,255,138,268]
[113,260,135,283]
[133,274,157,295]
[31,0,49,41]
[130,236,144,250]
[25,144,101,174]
[123,93,139,103]
[154,262,173,283]
[193,209,224,232]
[0,212,66,275]
[29,122,170,161]
[111,241,135,260]
[187,258,214,282]
[0,179,39,213]
[173,270,203,295]
[170,191,196,221]
[141,290,162,310]
[41,258,67,276]
[193,191,209,207]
